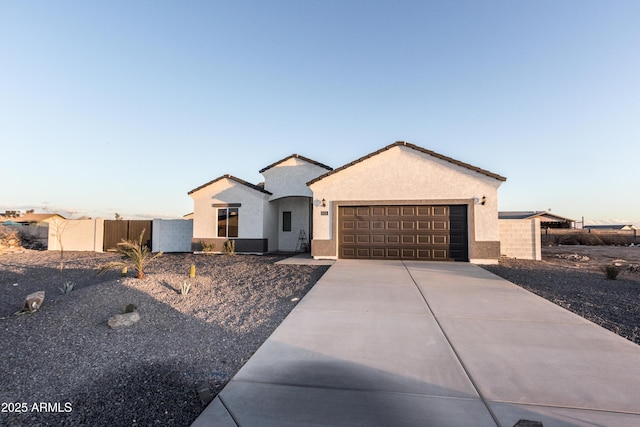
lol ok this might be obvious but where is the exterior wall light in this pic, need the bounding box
[321,198,326,207]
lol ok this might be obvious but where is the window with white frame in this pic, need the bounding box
[217,207,238,238]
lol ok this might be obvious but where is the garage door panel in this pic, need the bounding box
[387,248,400,258]
[433,235,448,245]
[357,235,370,244]
[357,221,369,229]
[417,250,431,259]
[432,221,448,230]
[371,248,385,258]
[433,206,448,216]
[338,205,468,261]
[433,250,448,259]
[402,221,415,230]
[402,207,415,216]
[343,234,355,244]
[402,235,415,244]
[342,247,355,258]
[417,235,431,244]
[417,207,431,216]
[356,248,370,258]
[417,221,431,230]
[401,249,416,258]
[372,207,385,216]
[387,207,401,216]
[342,207,356,217]
[356,207,370,216]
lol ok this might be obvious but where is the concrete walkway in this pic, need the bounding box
[192,260,640,426]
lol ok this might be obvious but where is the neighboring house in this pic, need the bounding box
[584,224,639,231]
[1,213,66,248]
[499,211,575,229]
[3,213,66,226]
[189,141,507,263]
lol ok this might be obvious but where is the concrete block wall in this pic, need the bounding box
[152,219,193,252]
[498,218,541,260]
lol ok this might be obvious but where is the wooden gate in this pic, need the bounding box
[103,220,153,251]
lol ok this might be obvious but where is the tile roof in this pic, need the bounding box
[188,174,272,196]
[259,154,332,174]
[306,141,507,185]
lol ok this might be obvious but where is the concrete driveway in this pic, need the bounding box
[192,260,640,426]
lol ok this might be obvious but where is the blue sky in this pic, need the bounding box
[1,1,639,225]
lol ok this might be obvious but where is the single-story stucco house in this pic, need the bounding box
[188,141,507,263]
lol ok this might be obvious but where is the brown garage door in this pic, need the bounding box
[338,205,468,261]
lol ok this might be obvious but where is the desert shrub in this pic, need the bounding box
[601,264,621,280]
[98,230,162,279]
[598,234,627,245]
[17,229,46,250]
[558,233,603,246]
[0,225,20,248]
[223,239,235,255]
[200,240,216,254]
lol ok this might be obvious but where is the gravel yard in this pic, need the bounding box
[2,245,640,426]
[0,251,329,426]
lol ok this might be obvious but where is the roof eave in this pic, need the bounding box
[307,141,507,186]
[260,154,332,174]
[188,174,272,196]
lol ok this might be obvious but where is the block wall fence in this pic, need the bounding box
[47,219,193,253]
[498,218,541,260]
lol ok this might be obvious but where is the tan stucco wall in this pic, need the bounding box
[262,158,330,200]
[190,178,269,239]
[309,145,503,261]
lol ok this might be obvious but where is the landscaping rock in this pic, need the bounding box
[107,311,141,329]
[21,291,45,313]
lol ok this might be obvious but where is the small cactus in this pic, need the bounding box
[189,264,196,278]
[121,267,128,277]
[59,281,75,295]
[601,264,621,280]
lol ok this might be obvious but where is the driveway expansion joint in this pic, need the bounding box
[402,261,502,427]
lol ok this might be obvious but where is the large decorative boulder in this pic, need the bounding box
[22,291,45,313]
[107,311,141,329]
